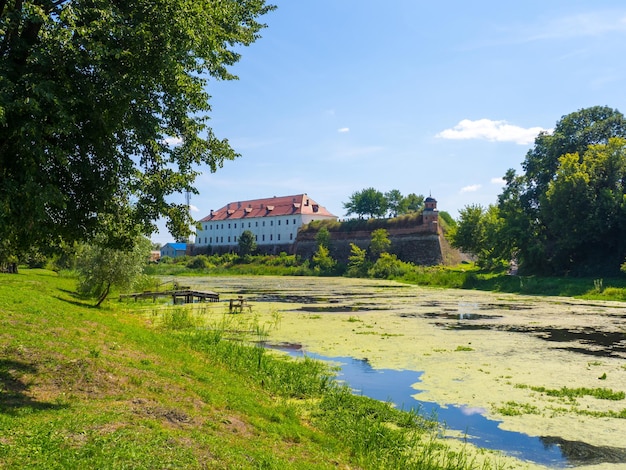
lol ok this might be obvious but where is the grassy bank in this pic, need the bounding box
[1,270,507,469]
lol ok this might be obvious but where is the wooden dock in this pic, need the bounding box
[119,289,219,304]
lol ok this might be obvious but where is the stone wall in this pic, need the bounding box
[293,227,443,266]
[188,223,446,266]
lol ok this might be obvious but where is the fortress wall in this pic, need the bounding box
[294,229,443,266]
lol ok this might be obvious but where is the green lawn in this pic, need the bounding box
[0,269,508,469]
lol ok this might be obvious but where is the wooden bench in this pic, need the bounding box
[229,296,252,314]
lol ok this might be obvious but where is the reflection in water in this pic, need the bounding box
[274,347,626,468]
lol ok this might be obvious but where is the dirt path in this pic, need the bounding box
[188,276,626,469]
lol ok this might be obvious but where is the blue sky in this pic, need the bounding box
[154,1,626,244]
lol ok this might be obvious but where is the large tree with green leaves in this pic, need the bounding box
[76,234,152,307]
[449,204,505,269]
[343,187,388,219]
[497,106,626,274]
[0,0,275,255]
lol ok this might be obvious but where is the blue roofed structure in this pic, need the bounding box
[160,243,187,258]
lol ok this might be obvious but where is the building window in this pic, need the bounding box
[234,236,237,242]
[228,223,231,229]
[262,221,265,227]
[221,224,224,229]
[293,219,296,224]
[290,233,293,240]
[204,237,207,244]
[286,219,289,225]
[221,236,223,242]
[270,220,273,226]
[270,234,273,241]
[228,236,230,242]
[277,234,280,241]
[210,237,212,243]
[255,235,258,241]
[248,222,251,228]
[262,235,265,241]
[234,223,237,228]
[256,222,258,227]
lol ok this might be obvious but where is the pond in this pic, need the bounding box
[273,346,626,468]
[187,276,626,468]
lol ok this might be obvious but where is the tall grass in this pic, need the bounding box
[153,304,505,469]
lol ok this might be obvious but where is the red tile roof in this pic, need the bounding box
[200,194,337,222]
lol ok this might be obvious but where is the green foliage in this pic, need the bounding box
[437,211,456,228]
[343,188,425,220]
[369,228,391,260]
[315,226,331,249]
[368,253,410,279]
[312,245,337,275]
[147,252,314,277]
[186,255,211,270]
[76,236,152,306]
[402,193,425,214]
[517,384,626,401]
[385,189,404,217]
[448,204,506,268]
[346,243,370,277]
[0,1,275,253]
[238,230,258,256]
[300,211,425,234]
[497,107,626,275]
[343,187,388,219]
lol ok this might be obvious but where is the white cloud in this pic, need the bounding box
[189,204,200,212]
[337,127,350,133]
[163,136,183,147]
[436,119,549,145]
[460,184,481,193]
[491,177,505,186]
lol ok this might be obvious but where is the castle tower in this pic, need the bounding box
[422,196,439,232]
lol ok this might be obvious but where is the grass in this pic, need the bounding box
[0,270,504,469]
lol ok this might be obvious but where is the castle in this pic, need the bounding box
[192,193,443,265]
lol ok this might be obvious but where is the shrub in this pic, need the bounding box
[186,255,211,269]
[368,253,410,279]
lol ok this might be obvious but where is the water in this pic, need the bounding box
[278,347,571,468]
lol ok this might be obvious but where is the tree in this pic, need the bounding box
[0,1,275,255]
[346,243,369,277]
[76,235,152,307]
[449,204,506,268]
[343,188,388,219]
[497,106,626,274]
[315,227,331,250]
[312,245,336,275]
[238,230,257,256]
[369,228,391,260]
[402,193,425,214]
[385,189,404,217]
[541,139,626,273]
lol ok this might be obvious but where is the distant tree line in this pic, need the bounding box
[343,188,425,219]
[450,106,626,276]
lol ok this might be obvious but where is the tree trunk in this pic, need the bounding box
[95,282,111,307]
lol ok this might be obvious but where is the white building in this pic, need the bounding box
[195,194,337,250]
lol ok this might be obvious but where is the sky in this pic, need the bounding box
[153,0,626,244]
